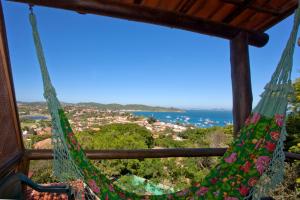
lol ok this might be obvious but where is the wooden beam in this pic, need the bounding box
[230,32,253,137]
[25,148,300,160]
[260,1,298,31]
[133,0,143,5]
[26,148,227,160]
[8,0,269,47]
[177,0,197,14]
[222,0,282,16]
[223,0,254,23]
[0,0,25,176]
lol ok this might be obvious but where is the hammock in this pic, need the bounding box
[28,2,300,199]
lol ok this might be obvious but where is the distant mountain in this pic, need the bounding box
[18,101,183,112]
[18,101,46,106]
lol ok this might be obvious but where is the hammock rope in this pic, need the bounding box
[28,1,300,199]
[29,10,85,185]
[250,3,300,199]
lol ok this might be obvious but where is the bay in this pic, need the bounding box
[132,110,233,128]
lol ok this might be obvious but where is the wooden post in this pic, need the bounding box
[230,32,253,137]
[0,0,25,176]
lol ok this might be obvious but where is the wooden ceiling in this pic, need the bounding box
[125,0,298,32]
[9,0,299,47]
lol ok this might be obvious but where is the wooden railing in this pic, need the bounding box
[25,148,300,160]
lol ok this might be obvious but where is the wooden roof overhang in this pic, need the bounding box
[9,0,299,47]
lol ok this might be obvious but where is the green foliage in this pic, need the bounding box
[155,135,191,148]
[284,76,300,197]
[147,117,157,124]
[30,160,59,183]
[20,118,35,124]
[39,120,52,128]
[27,122,253,193]
[290,77,300,112]
[286,113,300,151]
[77,123,154,149]
[75,124,224,190]
[286,76,300,151]
[181,128,210,145]
[223,125,233,135]
[154,127,224,148]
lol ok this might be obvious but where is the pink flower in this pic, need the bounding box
[118,192,126,199]
[275,114,284,127]
[210,178,218,184]
[248,178,257,187]
[195,187,209,196]
[245,116,251,125]
[256,156,271,175]
[87,179,100,193]
[238,185,250,196]
[240,161,251,173]
[71,138,77,145]
[68,132,74,137]
[270,131,280,141]
[265,125,270,132]
[105,194,109,200]
[224,152,237,163]
[251,113,261,124]
[109,184,115,192]
[255,138,264,149]
[238,140,245,147]
[265,141,276,152]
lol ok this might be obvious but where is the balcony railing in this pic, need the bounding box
[25,148,300,160]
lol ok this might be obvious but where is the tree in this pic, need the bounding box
[286,77,300,151]
[285,76,300,197]
[147,117,157,124]
[290,77,300,112]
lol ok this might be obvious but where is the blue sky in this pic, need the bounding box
[3,2,300,109]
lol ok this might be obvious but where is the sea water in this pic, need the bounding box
[133,110,233,128]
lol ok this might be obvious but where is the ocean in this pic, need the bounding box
[132,110,233,128]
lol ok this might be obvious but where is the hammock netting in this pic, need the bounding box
[28,1,300,199]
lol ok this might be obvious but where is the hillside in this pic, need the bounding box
[76,102,182,112]
[18,101,183,112]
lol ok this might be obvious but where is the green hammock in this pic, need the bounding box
[29,1,300,199]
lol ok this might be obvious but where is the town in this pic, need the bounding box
[18,102,190,149]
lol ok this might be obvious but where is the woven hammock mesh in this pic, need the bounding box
[29,1,300,199]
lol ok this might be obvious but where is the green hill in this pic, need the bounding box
[18,101,183,112]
